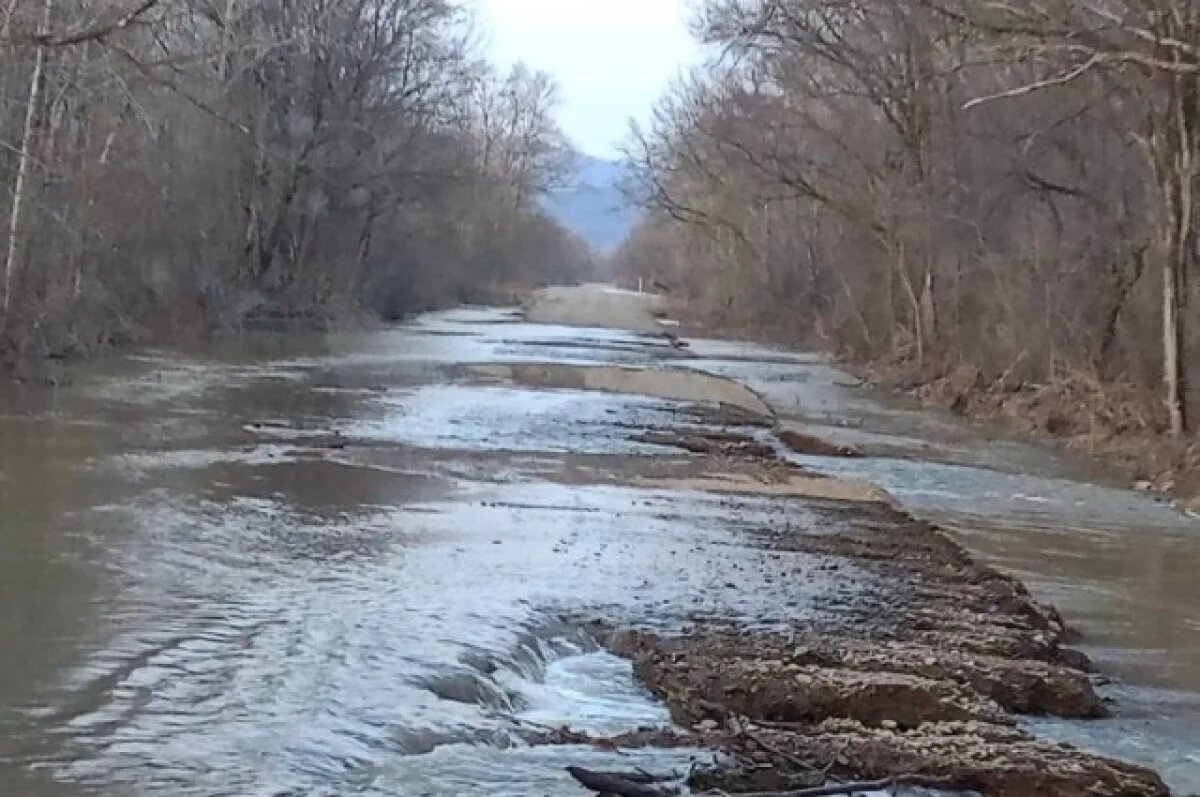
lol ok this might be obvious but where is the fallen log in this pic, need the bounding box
[566,766,678,796]
[714,774,951,796]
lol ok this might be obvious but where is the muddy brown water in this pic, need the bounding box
[1,305,1198,795]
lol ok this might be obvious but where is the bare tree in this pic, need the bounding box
[0,0,591,358]
[924,0,1199,433]
[2,0,54,317]
[618,0,1179,434]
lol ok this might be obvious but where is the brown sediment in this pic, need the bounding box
[777,427,863,458]
[756,720,1167,797]
[609,630,1106,722]
[585,500,1169,797]
[622,423,890,502]
[522,284,670,335]
[631,427,779,460]
[465,361,774,418]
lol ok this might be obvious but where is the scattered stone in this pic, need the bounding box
[630,646,1012,729]
[631,428,779,461]
[799,720,1169,797]
[586,497,1165,797]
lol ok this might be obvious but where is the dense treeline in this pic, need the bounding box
[0,0,590,360]
[616,0,1200,435]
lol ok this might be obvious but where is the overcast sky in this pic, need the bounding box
[477,0,700,160]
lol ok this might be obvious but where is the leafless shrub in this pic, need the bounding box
[0,0,589,358]
[616,0,1197,434]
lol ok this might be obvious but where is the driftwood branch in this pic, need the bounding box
[109,42,252,136]
[566,766,678,797]
[741,728,833,779]
[4,0,161,46]
[566,763,950,797]
[963,54,1104,110]
[712,774,952,796]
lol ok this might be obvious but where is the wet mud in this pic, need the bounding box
[777,426,863,458]
[466,361,774,417]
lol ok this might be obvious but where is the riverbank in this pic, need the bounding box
[857,357,1200,505]
[665,297,1200,507]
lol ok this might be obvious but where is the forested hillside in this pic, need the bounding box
[615,0,1200,448]
[542,155,639,254]
[0,0,590,360]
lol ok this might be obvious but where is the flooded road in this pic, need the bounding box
[1,288,1199,795]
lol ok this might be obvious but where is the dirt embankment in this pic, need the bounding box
[467,362,772,418]
[575,503,1169,796]
[858,359,1200,504]
[625,421,887,502]
[665,291,1200,505]
[523,285,672,335]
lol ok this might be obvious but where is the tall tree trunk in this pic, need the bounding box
[919,267,937,350]
[2,0,54,317]
[1163,244,1187,435]
[1161,71,1196,436]
[219,0,236,80]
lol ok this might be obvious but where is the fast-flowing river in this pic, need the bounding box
[1,295,1197,795]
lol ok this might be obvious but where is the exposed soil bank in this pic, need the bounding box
[621,423,887,502]
[466,362,773,418]
[857,359,1200,506]
[668,294,1200,505]
[777,424,862,458]
[523,285,671,335]
[590,500,1170,796]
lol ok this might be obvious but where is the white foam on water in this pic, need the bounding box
[504,648,672,737]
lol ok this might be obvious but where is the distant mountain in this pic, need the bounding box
[542,154,641,255]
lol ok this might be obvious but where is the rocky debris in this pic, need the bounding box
[806,638,1105,718]
[591,628,1165,796]
[745,500,1092,673]
[610,629,1105,721]
[533,717,1168,797]
[678,402,776,428]
[911,617,1092,673]
[777,429,862,458]
[621,637,1012,730]
[632,428,781,462]
[794,720,1169,797]
[515,722,695,751]
[579,496,1170,796]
